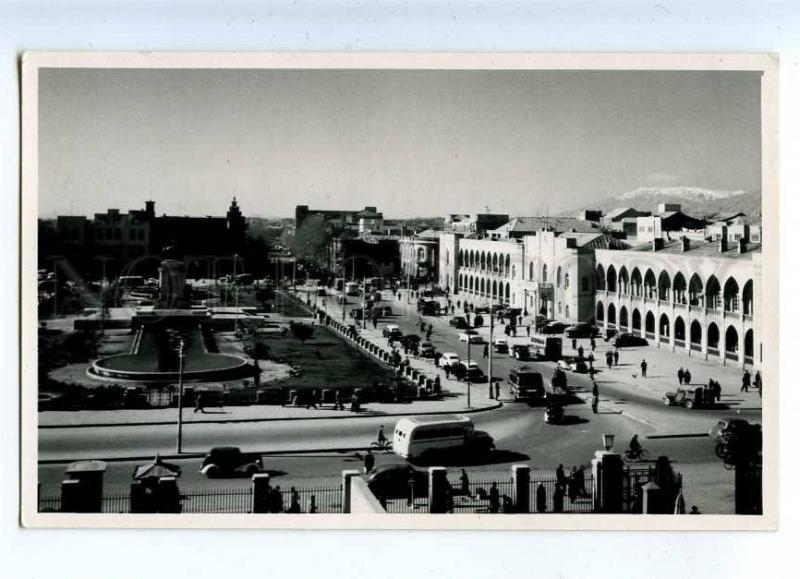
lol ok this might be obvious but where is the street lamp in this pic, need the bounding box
[602,433,615,452]
[176,338,186,454]
[466,334,471,409]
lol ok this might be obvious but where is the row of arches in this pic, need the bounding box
[458,273,511,303]
[596,300,754,360]
[595,264,753,315]
[459,248,513,277]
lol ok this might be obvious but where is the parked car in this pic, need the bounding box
[557,356,589,373]
[200,447,264,478]
[366,463,428,499]
[257,323,289,337]
[612,333,648,347]
[493,337,509,354]
[454,360,486,382]
[542,321,568,335]
[512,344,533,361]
[663,386,713,409]
[419,341,437,358]
[449,315,469,329]
[382,324,403,340]
[565,323,600,339]
[458,329,483,343]
[381,305,393,316]
[438,352,461,367]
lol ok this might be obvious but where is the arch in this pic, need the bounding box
[706,275,721,310]
[492,280,498,300]
[725,325,739,357]
[505,254,511,276]
[608,303,617,326]
[657,270,672,302]
[674,316,686,342]
[595,264,605,291]
[556,266,562,288]
[689,273,704,307]
[659,313,670,338]
[529,262,535,280]
[492,253,499,273]
[744,329,754,360]
[505,282,510,302]
[644,269,657,299]
[673,272,687,305]
[564,272,570,289]
[723,277,740,313]
[479,277,485,296]
[632,308,642,333]
[511,265,516,280]
[645,311,656,335]
[707,322,720,351]
[742,280,754,315]
[619,306,628,329]
[631,268,643,297]
[596,301,605,323]
[542,264,548,283]
[607,265,617,293]
[690,320,702,347]
[498,253,504,275]
[618,266,629,294]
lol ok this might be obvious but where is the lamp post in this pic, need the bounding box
[602,433,615,452]
[488,296,494,399]
[466,333,471,409]
[176,338,186,454]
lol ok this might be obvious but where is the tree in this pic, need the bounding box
[290,322,314,345]
[281,215,332,270]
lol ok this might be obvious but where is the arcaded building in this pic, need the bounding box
[593,235,761,369]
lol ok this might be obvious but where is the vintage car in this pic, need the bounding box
[200,447,264,478]
[663,386,715,409]
[458,329,483,343]
[557,356,589,373]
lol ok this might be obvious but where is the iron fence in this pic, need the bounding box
[527,473,593,513]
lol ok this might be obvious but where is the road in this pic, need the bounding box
[38,288,756,512]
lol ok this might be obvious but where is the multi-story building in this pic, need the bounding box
[593,236,761,369]
[295,204,383,234]
[398,229,439,281]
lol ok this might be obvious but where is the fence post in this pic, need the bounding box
[341,469,361,514]
[591,450,624,513]
[428,467,449,513]
[252,473,271,513]
[511,464,530,513]
[641,481,663,514]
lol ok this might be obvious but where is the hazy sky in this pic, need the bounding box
[39,68,762,219]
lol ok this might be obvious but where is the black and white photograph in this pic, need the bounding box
[21,52,778,529]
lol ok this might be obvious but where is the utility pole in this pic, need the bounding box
[176,338,185,454]
[488,296,494,399]
[233,253,239,334]
[466,333,471,409]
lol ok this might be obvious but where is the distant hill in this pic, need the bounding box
[565,187,762,222]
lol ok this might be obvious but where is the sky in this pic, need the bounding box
[38,68,762,219]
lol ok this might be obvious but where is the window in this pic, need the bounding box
[564,273,570,289]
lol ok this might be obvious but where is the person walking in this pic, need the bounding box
[444,364,451,379]
[640,359,648,378]
[556,464,566,490]
[572,338,577,350]
[460,469,471,498]
[334,390,343,411]
[592,381,599,398]
[363,449,375,473]
[433,374,441,394]
[677,367,685,385]
[587,352,595,371]
[741,370,751,392]
[494,380,500,400]
[377,424,386,447]
[567,467,578,503]
[590,337,596,352]
[683,369,692,385]
[613,349,619,366]
[577,345,584,359]
[193,393,205,414]
[483,344,489,359]
[536,482,547,513]
[591,394,599,414]
[605,350,613,368]
[714,379,722,401]
[489,482,500,513]
[350,392,359,413]
[754,371,762,397]
[526,325,531,337]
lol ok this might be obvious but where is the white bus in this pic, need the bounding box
[392,415,494,462]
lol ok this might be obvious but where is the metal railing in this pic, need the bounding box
[527,473,593,513]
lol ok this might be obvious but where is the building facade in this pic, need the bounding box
[593,238,761,369]
[398,230,439,281]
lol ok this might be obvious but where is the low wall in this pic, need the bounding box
[349,477,386,514]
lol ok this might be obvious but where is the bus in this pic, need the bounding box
[392,415,495,462]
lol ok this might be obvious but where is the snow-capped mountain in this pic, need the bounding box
[568,187,762,221]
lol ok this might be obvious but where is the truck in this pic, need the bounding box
[508,366,545,402]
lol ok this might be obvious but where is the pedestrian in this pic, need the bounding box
[334,390,343,411]
[577,345,584,359]
[683,369,692,385]
[591,394,599,414]
[526,325,531,337]
[489,482,500,513]
[572,338,577,350]
[460,469,471,497]
[576,465,589,497]
[444,364,451,379]
[556,464,566,490]
[592,381,599,398]
[590,337,596,351]
[364,449,375,473]
[289,487,301,513]
[536,482,547,513]
[494,380,500,400]
[587,352,595,370]
[741,369,751,392]
[714,379,722,401]
[434,351,442,367]
[350,392,359,413]
[193,393,205,414]
[433,374,441,393]
[613,349,619,366]
[270,485,284,513]
[640,359,648,378]
[754,371,762,397]
[483,344,489,359]
[567,467,578,503]
[553,484,564,513]
[512,326,517,337]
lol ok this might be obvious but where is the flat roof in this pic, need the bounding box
[628,239,761,260]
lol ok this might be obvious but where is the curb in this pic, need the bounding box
[38,446,383,465]
[38,401,504,430]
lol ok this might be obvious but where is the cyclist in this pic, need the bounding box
[377,425,387,447]
[628,434,642,458]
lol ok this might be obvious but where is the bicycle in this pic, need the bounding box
[370,439,392,451]
[624,447,650,462]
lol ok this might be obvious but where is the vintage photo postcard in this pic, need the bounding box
[20,52,778,530]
